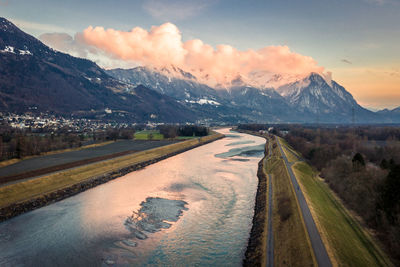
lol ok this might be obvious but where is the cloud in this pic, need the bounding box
[363,0,400,5]
[40,33,87,57]
[73,22,323,87]
[142,0,213,21]
[39,32,138,69]
[341,59,352,64]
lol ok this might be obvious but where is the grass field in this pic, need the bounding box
[293,161,392,266]
[134,130,164,140]
[0,133,223,208]
[277,138,393,266]
[266,139,316,266]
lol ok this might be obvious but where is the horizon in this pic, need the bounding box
[0,0,399,109]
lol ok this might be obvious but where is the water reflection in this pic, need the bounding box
[0,129,265,267]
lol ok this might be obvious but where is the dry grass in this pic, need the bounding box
[266,139,315,267]
[0,134,223,208]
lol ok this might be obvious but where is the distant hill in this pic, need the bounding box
[377,106,400,122]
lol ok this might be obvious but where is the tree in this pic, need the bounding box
[379,164,400,223]
[16,136,26,159]
[352,153,365,170]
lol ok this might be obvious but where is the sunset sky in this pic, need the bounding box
[1,0,399,109]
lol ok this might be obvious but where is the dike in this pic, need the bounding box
[243,136,268,266]
[0,133,224,222]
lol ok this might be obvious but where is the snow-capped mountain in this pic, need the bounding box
[276,73,380,122]
[108,67,387,123]
[0,17,397,124]
[106,66,222,103]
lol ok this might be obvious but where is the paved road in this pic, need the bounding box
[0,140,179,179]
[277,138,332,267]
[265,139,274,267]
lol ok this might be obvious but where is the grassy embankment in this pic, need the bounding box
[279,138,392,266]
[265,137,316,266]
[0,141,114,168]
[0,133,223,209]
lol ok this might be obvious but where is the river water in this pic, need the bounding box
[0,129,265,266]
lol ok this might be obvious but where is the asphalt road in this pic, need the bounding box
[265,140,274,267]
[277,138,332,267]
[0,140,179,179]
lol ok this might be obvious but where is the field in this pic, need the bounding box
[0,133,223,209]
[293,161,391,266]
[265,138,316,266]
[277,139,393,266]
[0,139,178,184]
[134,130,164,140]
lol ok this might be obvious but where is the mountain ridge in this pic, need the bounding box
[1,17,398,124]
[0,17,196,123]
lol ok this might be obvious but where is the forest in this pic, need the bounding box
[238,124,400,262]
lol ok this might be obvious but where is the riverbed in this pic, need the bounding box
[0,129,265,266]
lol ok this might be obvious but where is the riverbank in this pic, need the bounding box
[243,135,268,266]
[0,133,224,222]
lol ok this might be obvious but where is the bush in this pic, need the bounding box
[278,195,292,221]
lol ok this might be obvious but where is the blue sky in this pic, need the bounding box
[1,0,399,109]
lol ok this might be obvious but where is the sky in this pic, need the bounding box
[0,0,399,109]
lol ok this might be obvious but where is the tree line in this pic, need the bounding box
[282,126,400,263]
[0,124,136,160]
[158,125,209,138]
[238,124,400,263]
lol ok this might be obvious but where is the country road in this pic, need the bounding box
[266,140,274,267]
[276,138,332,267]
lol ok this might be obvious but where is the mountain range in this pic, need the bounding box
[0,17,398,124]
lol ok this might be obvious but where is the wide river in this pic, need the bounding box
[0,129,265,266]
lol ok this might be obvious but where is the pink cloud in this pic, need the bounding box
[80,22,324,87]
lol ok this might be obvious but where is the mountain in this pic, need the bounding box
[108,67,385,123]
[276,73,381,123]
[377,106,400,122]
[1,17,397,124]
[0,18,195,122]
[106,66,248,123]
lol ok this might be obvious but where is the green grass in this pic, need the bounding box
[175,136,199,140]
[292,158,392,266]
[134,130,164,140]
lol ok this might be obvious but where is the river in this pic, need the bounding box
[0,129,265,266]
